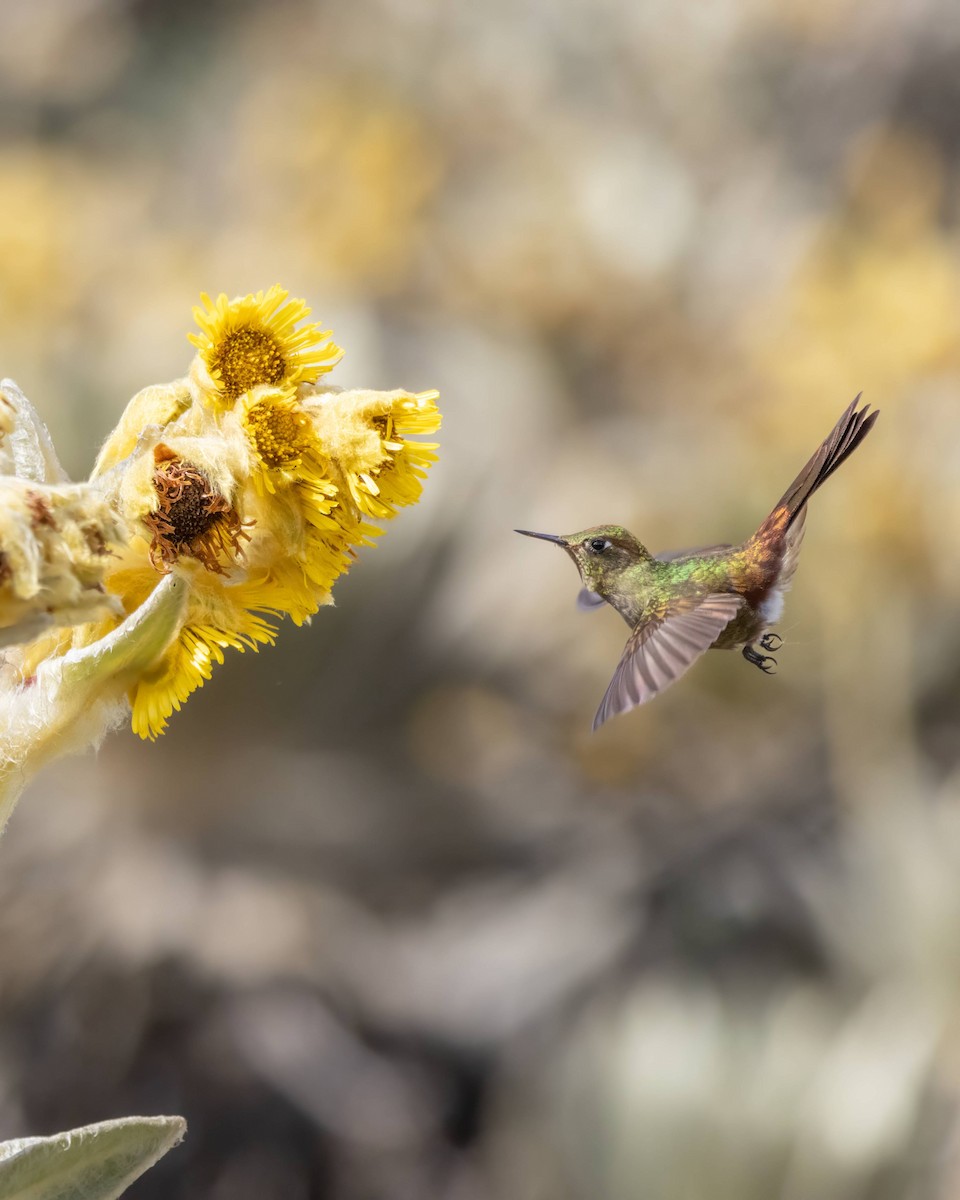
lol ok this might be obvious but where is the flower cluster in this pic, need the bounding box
[17,286,440,739]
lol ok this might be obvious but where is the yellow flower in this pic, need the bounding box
[234,385,401,613]
[113,564,284,739]
[305,387,440,520]
[189,286,342,407]
[238,385,330,495]
[291,502,381,608]
[234,489,381,630]
[366,390,441,517]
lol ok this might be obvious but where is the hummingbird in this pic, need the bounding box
[517,397,878,730]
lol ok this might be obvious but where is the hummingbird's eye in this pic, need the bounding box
[587,537,610,554]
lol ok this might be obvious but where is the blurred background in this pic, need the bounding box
[1,0,960,1196]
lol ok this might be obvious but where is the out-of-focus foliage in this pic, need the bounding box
[1,0,960,1197]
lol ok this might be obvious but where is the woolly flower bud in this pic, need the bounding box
[0,478,125,645]
[304,386,440,519]
[0,379,127,645]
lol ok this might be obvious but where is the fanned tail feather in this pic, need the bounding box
[749,395,878,595]
[771,395,879,531]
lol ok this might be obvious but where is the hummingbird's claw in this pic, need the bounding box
[760,632,783,652]
[742,644,777,674]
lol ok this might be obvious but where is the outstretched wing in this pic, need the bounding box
[593,592,744,731]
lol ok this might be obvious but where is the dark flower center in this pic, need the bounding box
[145,447,249,574]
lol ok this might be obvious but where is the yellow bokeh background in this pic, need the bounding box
[2,2,960,1197]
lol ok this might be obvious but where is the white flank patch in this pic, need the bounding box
[759,587,784,627]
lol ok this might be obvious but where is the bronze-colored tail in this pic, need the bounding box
[772,395,878,531]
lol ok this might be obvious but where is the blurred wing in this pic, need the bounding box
[655,543,732,563]
[593,593,744,731]
[577,587,607,611]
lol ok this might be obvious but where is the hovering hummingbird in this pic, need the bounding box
[517,397,878,730]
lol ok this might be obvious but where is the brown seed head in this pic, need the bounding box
[144,446,250,574]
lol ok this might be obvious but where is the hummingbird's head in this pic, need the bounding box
[515,525,652,594]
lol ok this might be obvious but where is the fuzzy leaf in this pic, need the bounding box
[0,1115,185,1200]
[0,379,68,484]
[0,574,189,835]
[59,574,188,688]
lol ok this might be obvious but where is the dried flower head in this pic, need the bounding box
[142,445,249,574]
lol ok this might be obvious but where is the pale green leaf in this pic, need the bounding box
[0,1115,186,1200]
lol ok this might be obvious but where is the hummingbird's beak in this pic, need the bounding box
[515,529,566,545]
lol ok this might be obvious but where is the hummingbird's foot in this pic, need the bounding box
[743,643,777,674]
[760,632,783,652]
